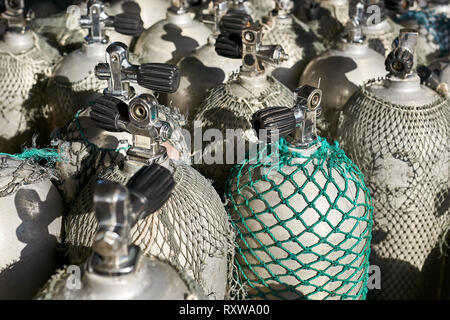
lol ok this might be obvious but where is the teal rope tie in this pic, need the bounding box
[74,109,131,153]
[0,148,63,165]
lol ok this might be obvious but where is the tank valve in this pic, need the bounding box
[168,0,189,15]
[385,29,418,78]
[216,19,288,76]
[252,85,322,147]
[95,42,180,100]
[67,0,144,44]
[90,163,175,275]
[91,92,173,164]
[341,0,365,44]
[0,0,32,35]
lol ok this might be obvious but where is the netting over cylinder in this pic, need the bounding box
[192,75,293,195]
[0,33,60,152]
[46,73,106,128]
[339,78,450,299]
[62,160,236,299]
[225,138,373,300]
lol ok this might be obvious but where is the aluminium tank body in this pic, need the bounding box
[134,0,212,64]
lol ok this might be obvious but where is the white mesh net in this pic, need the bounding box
[191,75,294,195]
[62,160,236,299]
[0,32,61,152]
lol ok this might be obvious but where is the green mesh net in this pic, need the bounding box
[225,137,373,300]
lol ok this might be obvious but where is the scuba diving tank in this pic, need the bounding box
[260,0,326,90]
[165,2,250,117]
[106,0,171,29]
[62,86,236,300]
[225,85,373,300]
[0,155,64,299]
[0,0,60,153]
[192,22,292,195]
[36,164,207,300]
[134,0,212,64]
[51,42,186,204]
[297,0,350,46]
[299,1,386,142]
[360,0,403,56]
[47,0,144,129]
[339,29,450,299]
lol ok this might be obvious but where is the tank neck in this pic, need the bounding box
[385,73,421,91]
[336,40,369,55]
[166,10,194,26]
[238,71,268,90]
[123,156,171,177]
[81,42,108,56]
[1,30,34,52]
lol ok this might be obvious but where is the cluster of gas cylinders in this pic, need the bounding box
[0,0,448,300]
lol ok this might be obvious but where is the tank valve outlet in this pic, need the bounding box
[216,21,288,76]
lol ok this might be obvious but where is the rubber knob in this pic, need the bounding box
[127,163,175,217]
[215,33,242,59]
[90,95,129,132]
[384,0,412,13]
[417,65,440,89]
[252,106,296,142]
[385,47,414,77]
[0,18,7,37]
[219,12,253,35]
[114,12,144,36]
[137,63,180,93]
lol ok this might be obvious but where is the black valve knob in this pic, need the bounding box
[0,18,7,37]
[137,63,180,93]
[114,12,144,36]
[219,12,253,35]
[385,47,414,77]
[252,106,296,142]
[90,95,129,132]
[417,65,441,89]
[127,163,175,217]
[215,33,242,59]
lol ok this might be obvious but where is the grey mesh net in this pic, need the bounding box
[46,73,106,128]
[339,78,450,299]
[0,32,61,152]
[191,75,293,195]
[62,160,236,299]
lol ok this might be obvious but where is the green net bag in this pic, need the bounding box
[225,136,373,300]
